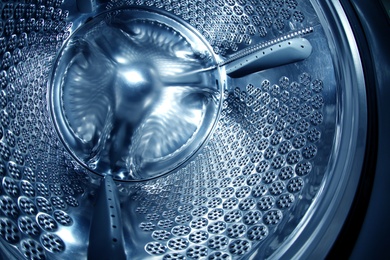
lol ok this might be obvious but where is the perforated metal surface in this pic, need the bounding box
[0,0,367,259]
[124,69,330,258]
[0,0,94,258]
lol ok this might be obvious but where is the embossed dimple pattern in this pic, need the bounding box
[40,233,65,253]
[0,217,20,243]
[131,72,325,259]
[0,0,88,257]
[18,216,40,236]
[21,239,46,260]
[107,0,308,55]
[0,0,332,258]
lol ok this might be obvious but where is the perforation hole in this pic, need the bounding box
[145,242,167,255]
[208,221,227,235]
[152,230,171,241]
[238,198,256,211]
[40,233,65,253]
[186,245,208,259]
[277,193,295,209]
[263,210,283,225]
[247,224,268,241]
[190,217,208,229]
[20,239,46,260]
[208,208,224,220]
[163,253,186,260]
[228,239,251,255]
[208,251,232,260]
[0,218,20,243]
[171,225,191,236]
[167,237,189,250]
[18,216,40,236]
[208,235,229,250]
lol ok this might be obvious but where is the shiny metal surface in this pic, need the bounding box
[51,8,222,180]
[0,0,367,259]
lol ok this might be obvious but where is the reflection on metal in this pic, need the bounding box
[51,9,222,181]
[219,26,314,67]
[0,0,367,259]
[225,38,313,77]
[88,175,126,260]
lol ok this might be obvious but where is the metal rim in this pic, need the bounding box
[249,0,368,258]
[0,0,370,259]
[48,7,224,182]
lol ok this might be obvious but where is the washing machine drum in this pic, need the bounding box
[0,0,372,259]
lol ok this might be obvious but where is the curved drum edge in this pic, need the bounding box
[245,0,369,258]
[331,0,390,259]
[0,0,386,259]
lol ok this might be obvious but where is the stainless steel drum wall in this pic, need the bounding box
[0,0,367,259]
